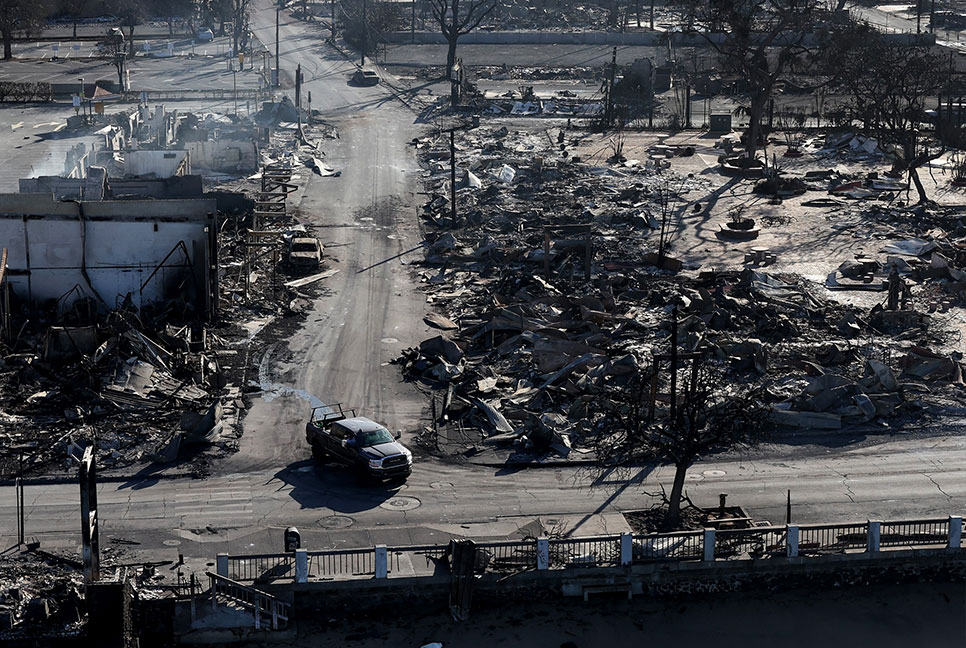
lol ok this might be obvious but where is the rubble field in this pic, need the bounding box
[0,99,339,479]
[395,120,966,462]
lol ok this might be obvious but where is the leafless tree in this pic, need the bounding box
[429,0,498,88]
[227,0,252,57]
[828,27,951,203]
[58,0,86,39]
[592,351,766,529]
[0,1,47,60]
[104,0,146,57]
[103,26,127,90]
[703,0,822,164]
[341,0,404,55]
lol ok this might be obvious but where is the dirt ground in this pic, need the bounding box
[292,581,965,648]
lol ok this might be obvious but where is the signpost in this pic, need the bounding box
[79,445,100,587]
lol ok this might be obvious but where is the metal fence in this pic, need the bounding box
[633,530,704,562]
[307,548,375,579]
[388,544,447,575]
[880,518,950,549]
[714,526,787,559]
[218,517,962,584]
[798,522,869,555]
[477,540,537,571]
[549,535,622,568]
[225,553,295,582]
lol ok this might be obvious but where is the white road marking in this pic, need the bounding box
[10,122,23,130]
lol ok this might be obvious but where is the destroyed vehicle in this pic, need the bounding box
[351,69,380,86]
[287,236,323,271]
[306,404,412,482]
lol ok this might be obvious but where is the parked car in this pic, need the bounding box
[306,404,413,482]
[286,236,322,272]
[197,28,214,42]
[351,69,380,86]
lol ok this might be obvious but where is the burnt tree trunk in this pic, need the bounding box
[745,92,769,162]
[445,34,458,79]
[2,30,11,60]
[665,461,689,528]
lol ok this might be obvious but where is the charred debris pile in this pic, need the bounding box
[0,102,337,479]
[396,125,966,460]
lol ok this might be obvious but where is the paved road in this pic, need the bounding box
[0,105,99,192]
[3,434,963,562]
[0,57,262,90]
[227,0,431,474]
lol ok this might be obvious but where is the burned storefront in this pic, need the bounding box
[0,193,217,321]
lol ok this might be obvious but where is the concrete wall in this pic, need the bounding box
[20,167,109,200]
[184,139,258,174]
[383,30,936,48]
[124,150,190,178]
[281,548,965,613]
[0,194,216,315]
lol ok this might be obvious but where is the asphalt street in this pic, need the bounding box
[0,3,964,571]
[3,433,964,565]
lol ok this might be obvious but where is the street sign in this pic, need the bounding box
[79,446,100,586]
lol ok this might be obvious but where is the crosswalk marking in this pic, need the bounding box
[175,477,254,520]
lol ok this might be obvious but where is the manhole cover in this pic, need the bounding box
[685,474,704,482]
[317,515,354,530]
[162,539,182,547]
[429,481,453,489]
[702,469,726,477]
[379,496,421,511]
[381,337,399,344]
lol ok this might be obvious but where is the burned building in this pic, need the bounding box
[0,194,218,320]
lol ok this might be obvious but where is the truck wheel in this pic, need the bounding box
[311,441,327,463]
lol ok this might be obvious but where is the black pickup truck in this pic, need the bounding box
[305,404,413,482]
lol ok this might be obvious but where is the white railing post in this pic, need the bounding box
[786,525,799,558]
[703,528,716,562]
[949,516,962,550]
[216,553,229,577]
[295,549,308,583]
[536,537,549,570]
[620,532,633,566]
[867,520,881,553]
[375,545,388,579]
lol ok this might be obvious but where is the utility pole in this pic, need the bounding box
[331,0,336,38]
[412,0,416,42]
[670,305,678,423]
[16,450,24,546]
[450,129,456,223]
[604,46,617,126]
[685,82,692,128]
[295,63,302,108]
[361,0,368,65]
[233,70,238,114]
[275,7,280,87]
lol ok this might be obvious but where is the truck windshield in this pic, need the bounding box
[355,428,393,447]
